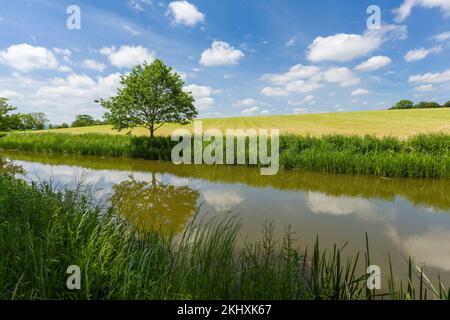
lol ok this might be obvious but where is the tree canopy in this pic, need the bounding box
[97,59,197,138]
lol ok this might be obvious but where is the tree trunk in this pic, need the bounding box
[149,126,154,143]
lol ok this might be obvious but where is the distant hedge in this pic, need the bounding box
[389,99,450,110]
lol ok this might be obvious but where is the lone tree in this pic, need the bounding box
[97,59,197,139]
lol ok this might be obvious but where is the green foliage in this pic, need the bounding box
[71,114,101,128]
[414,101,441,109]
[389,99,448,110]
[97,59,197,138]
[389,100,414,110]
[0,132,449,178]
[0,97,17,131]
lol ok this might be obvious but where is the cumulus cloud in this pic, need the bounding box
[351,88,370,96]
[306,25,407,62]
[82,59,106,72]
[167,1,205,27]
[200,41,244,67]
[2,72,122,123]
[262,64,321,85]
[393,0,450,23]
[260,86,289,97]
[100,45,154,69]
[183,84,216,110]
[409,68,450,83]
[0,89,22,99]
[0,43,58,71]
[355,56,392,72]
[233,98,256,108]
[404,46,442,62]
[323,67,360,87]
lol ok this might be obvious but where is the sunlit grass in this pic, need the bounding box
[37,109,450,138]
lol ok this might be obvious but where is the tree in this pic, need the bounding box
[443,101,450,108]
[0,98,16,131]
[71,114,98,127]
[414,101,441,109]
[389,100,414,110]
[111,175,199,234]
[97,59,197,139]
[19,112,49,130]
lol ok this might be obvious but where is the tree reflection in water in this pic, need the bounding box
[111,173,200,234]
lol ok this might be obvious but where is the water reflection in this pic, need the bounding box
[111,174,199,234]
[1,150,450,284]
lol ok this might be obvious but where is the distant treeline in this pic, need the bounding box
[389,99,450,110]
[1,97,107,131]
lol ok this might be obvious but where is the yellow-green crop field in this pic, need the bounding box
[40,109,450,138]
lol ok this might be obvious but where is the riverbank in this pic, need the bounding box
[0,171,448,300]
[0,132,449,178]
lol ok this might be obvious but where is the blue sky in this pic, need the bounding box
[0,0,449,123]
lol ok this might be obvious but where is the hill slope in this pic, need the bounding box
[43,109,450,138]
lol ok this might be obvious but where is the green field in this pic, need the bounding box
[40,109,450,138]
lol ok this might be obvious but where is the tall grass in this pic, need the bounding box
[0,173,448,300]
[0,132,449,178]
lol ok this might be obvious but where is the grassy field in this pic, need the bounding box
[40,109,450,138]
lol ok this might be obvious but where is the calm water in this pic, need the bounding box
[2,150,450,287]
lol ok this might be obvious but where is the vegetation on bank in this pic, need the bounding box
[0,171,448,300]
[0,132,449,178]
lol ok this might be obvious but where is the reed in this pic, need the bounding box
[0,132,449,178]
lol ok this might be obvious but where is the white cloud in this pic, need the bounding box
[262,64,321,85]
[260,110,270,115]
[242,106,259,115]
[351,88,370,96]
[355,56,392,72]
[167,1,205,27]
[200,41,244,67]
[233,98,256,108]
[393,0,450,23]
[288,95,316,106]
[100,45,154,69]
[203,189,244,212]
[82,59,106,72]
[183,84,216,110]
[414,84,434,91]
[285,80,322,93]
[58,65,73,73]
[409,69,450,83]
[404,46,442,62]
[306,25,407,62]
[0,43,58,71]
[0,89,22,99]
[323,67,360,87]
[432,31,450,42]
[260,86,289,97]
